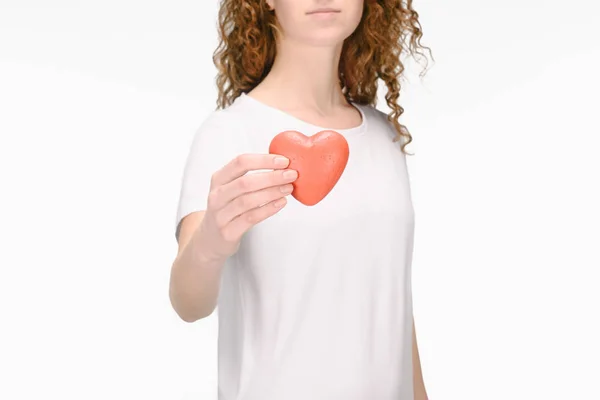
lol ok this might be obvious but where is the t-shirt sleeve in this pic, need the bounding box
[174,109,247,243]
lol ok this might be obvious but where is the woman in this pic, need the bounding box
[170,1,433,399]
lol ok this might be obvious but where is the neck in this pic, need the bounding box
[260,37,346,112]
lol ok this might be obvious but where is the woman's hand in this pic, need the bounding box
[195,153,297,263]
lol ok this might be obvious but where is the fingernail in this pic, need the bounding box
[280,184,293,193]
[274,198,287,208]
[283,170,298,180]
[274,156,289,167]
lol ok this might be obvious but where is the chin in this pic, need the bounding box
[300,28,357,47]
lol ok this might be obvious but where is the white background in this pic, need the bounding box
[1,1,599,399]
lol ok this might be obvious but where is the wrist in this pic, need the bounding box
[191,227,228,268]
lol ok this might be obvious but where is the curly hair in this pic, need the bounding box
[212,0,433,156]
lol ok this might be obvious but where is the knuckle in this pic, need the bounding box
[236,195,249,210]
[209,172,218,187]
[237,176,250,191]
[233,154,246,168]
[207,188,220,208]
[245,211,258,225]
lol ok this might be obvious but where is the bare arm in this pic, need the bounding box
[412,316,429,400]
[169,211,225,322]
[169,154,297,323]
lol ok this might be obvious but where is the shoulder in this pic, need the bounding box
[195,93,258,132]
[195,106,239,136]
[358,103,398,141]
[190,101,250,148]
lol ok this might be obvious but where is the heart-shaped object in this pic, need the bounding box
[269,130,349,206]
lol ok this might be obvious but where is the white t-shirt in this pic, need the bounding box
[175,92,416,400]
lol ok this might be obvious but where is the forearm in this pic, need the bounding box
[169,228,226,322]
[412,317,428,400]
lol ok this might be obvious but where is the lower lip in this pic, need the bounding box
[309,11,339,16]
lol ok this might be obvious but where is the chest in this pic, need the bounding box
[245,129,414,237]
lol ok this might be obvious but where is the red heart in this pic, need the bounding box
[269,130,349,206]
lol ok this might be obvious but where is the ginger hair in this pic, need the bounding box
[212,0,434,155]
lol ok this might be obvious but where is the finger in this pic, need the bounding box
[214,168,297,208]
[224,196,288,239]
[218,183,294,224]
[212,153,290,188]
